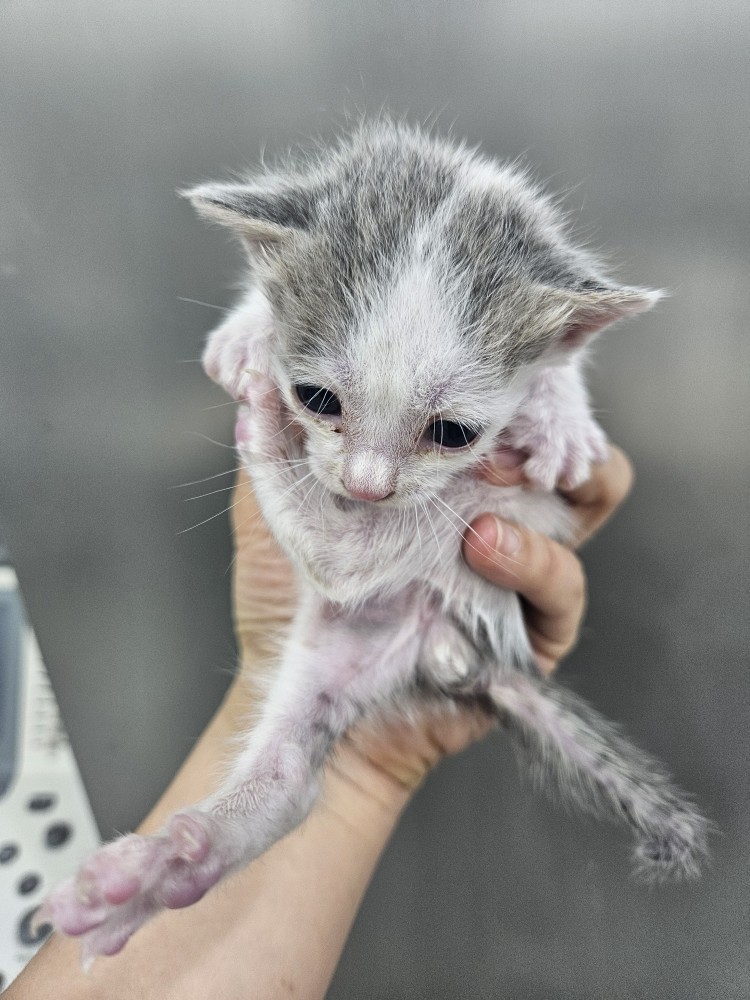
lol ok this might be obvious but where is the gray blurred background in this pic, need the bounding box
[1,1,747,996]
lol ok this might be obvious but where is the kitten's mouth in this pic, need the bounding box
[332,494,391,511]
[331,491,402,511]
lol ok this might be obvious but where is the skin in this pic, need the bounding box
[7,446,633,1000]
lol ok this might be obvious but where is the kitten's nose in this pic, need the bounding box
[346,484,395,502]
[342,449,396,502]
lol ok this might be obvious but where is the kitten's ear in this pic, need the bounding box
[537,285,663,359]
[181,179,315,255]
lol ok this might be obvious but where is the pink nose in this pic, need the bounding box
[345,484,394,502]
[342,449,397,501]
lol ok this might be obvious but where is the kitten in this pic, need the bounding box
[41,121,708,965]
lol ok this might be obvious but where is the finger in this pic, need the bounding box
[229,466,262,547]
[463,516,587,673]
[560,445,634,546]
[230,468,297,666]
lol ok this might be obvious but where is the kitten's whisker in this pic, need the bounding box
[185,461,309,501]
[189,432,238,451]
[279,470,317,501]
[178,488,255,534]
[269,414,305,442]
[203,399,247,411]
[226,508,269,538]
[428,495,491,559]
[253,456,310,467]
[249,458,310,477]
[296,475,320,515]
[230,471,318,535]
[316,487,327,532]
[432,494,478,538]
[181,465,314,536]
[395,508,408,563]
[185,483,240,502]
[433,494,524,572]
[419,496,444,561]
[177,296,229,313]
[428,497,465,546]
[172,466,240,489]
[413,505,423,565]
[275,470,317,506]
[432,494,488,551]
[224,548,240,580]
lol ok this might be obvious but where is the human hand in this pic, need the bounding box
[4,448,631,1000]
[464,444,635,674]
[225,445,633,802]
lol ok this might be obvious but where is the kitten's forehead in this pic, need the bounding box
[266,123,606,379]
[295,256,499,425]
[345,258,462,400]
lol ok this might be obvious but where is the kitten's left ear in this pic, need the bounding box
[538,285,663,360]
[180,178,316,257]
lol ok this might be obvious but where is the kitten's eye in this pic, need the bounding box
[428,420,480,449]
[294,384,342,416]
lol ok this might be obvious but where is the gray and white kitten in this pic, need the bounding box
[42,122,708,964]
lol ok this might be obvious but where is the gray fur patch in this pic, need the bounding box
[188,120,621,379]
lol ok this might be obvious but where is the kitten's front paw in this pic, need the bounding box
[234,373,276,451]
[235,374,296,460]
[503,413,608,491]
[38,811,233,967]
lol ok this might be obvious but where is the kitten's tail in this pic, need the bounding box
[485,673,710,880]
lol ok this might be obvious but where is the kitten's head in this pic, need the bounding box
[187,121,658,505]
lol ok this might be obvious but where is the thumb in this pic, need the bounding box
[463,514,586,673]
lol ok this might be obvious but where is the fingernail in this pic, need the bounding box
[478,448,527,487]
[496,520,521,556]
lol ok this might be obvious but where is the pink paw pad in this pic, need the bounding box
[40,809,241,965]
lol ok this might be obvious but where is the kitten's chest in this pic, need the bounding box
[263,475,568,606]
[282,498,437,601]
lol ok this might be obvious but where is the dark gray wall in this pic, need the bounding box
[1,3,747,997]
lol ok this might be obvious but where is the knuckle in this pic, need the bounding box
[539,540,585,605]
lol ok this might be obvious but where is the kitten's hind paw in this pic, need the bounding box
[39,811,237,965]
[632,807,711,883]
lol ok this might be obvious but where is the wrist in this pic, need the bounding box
[323,738,421,830]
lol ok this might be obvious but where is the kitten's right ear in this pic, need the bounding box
[535,284,663,360]
[181,179,315,256]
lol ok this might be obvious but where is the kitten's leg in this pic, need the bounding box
[503,361,609,490]
[39,596,423,965]
[485,673,709,880]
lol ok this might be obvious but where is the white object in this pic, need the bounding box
[0,565,100,990]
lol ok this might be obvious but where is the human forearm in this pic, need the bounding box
[11,449,630,998]
[8,676,412,1000]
